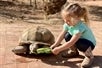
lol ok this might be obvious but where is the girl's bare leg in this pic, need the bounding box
[81,46,94,68]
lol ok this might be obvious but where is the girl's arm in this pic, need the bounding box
[50,29,67,49]
[52,32,81,55]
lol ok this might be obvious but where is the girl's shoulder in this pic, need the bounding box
[77,21,87,27]
[63,23,70,27]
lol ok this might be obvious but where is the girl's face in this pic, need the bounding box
[62,12,73,26]
[62,11,80,26]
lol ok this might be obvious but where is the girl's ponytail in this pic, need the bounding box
[81,7,90,26]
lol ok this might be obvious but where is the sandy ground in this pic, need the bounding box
[0,1,102,68]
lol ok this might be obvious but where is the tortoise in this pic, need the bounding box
[12,26,55,54]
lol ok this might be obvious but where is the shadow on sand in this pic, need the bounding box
[16,54,84,68]
[15,54,102,68]
[90,55,102,68]
[89,5,102,21]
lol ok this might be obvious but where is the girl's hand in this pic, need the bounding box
[50,44,56,49]
[51,47,60,55]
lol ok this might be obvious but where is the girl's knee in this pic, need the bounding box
[76,39,95,52]
[84,47,94,58]
[76,44,89,52]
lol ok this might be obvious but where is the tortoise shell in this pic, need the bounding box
[19,26,55,46]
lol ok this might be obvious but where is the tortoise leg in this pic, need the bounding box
[29,43,39,54]
[29,42,50,54]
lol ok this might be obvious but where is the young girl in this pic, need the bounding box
[50,3,96,68]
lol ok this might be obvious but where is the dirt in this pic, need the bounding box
[0,1,102,68]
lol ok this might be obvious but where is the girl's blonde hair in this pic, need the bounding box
[62,3,89,25]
